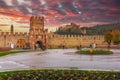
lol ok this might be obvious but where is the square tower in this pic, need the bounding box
[30,16,44,33]
[29,16,48,50]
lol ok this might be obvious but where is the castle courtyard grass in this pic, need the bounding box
[0,69,119,80]
[76,49,113,55]
[0,50,41,57]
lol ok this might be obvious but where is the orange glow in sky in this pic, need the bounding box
[0,0,120,32]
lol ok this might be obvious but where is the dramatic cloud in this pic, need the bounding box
[0,0,120,32]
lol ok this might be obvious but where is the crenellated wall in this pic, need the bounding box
[0,32,29,47]
[0,31,105,48]
[48,34,105,48]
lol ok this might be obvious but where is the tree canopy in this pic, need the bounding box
[104,29,120,47]
[56,22,120,35]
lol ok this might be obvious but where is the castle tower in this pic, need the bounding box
[30,16,44,33]
[10,24,14,34]
[29,16,48,49]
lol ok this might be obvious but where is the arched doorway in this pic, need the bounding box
[35,40,46,50]
[16,39,26,48]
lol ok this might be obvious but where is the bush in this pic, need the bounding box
[0,70,119,80]
[76,49,113,55]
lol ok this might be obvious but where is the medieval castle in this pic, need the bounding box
[0,16,105,49]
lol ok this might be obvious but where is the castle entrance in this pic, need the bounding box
[16,39,26,48]
[35,40,46,50]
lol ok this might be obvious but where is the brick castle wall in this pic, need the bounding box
[0,31,105,48]
[48,34,105,48]
[0,32,29,47]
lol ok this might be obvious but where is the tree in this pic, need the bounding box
[104,31,113,48]
[112,31,120,45]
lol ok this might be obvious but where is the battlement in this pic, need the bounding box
[0,32,29,36]
[49,34,104,40]
[48,34,105,48]
[30,16,44,30]
[30,16,44,22]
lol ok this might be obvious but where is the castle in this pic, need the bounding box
[0,16,105,49]
[0,16,48,49]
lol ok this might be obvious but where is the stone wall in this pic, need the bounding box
[0,32,105,49]
[0,32,29,47]
[48,34,105,48]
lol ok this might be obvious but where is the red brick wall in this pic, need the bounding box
[0,47,11,51]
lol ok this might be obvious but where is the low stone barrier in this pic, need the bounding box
[0,47,11,51]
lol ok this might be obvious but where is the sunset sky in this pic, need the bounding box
[0,0,120,32]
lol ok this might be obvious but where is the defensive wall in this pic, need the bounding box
[48,34,105,48]
[0,31,105,49]
[0,32,29,47]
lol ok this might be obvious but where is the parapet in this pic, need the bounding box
[0,32,29,36]
[49,34,104,40]
[30,16,44,22]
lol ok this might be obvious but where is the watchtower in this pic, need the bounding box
[29,16,48,50]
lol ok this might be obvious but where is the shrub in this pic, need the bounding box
[76,49,113,55]
[0,70,119,80]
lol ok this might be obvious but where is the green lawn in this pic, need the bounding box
[76,49,113,55]
[0,69,119,80]
[0,50,41,57]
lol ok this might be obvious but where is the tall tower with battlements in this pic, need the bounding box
[30,16,44,33]
[29,16,48,49]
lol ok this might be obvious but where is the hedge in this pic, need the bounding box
[0,70,120,80]
[76,49,113,55]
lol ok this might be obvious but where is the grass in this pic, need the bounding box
[0,69,119,80]
[76,49,113,55]
[0,50,41,57]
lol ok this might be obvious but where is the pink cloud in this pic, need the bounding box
[82,12,89,17]
[68,12,77,17]
[75,2,83,8]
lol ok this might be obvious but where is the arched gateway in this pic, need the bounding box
[35,40,46,50]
